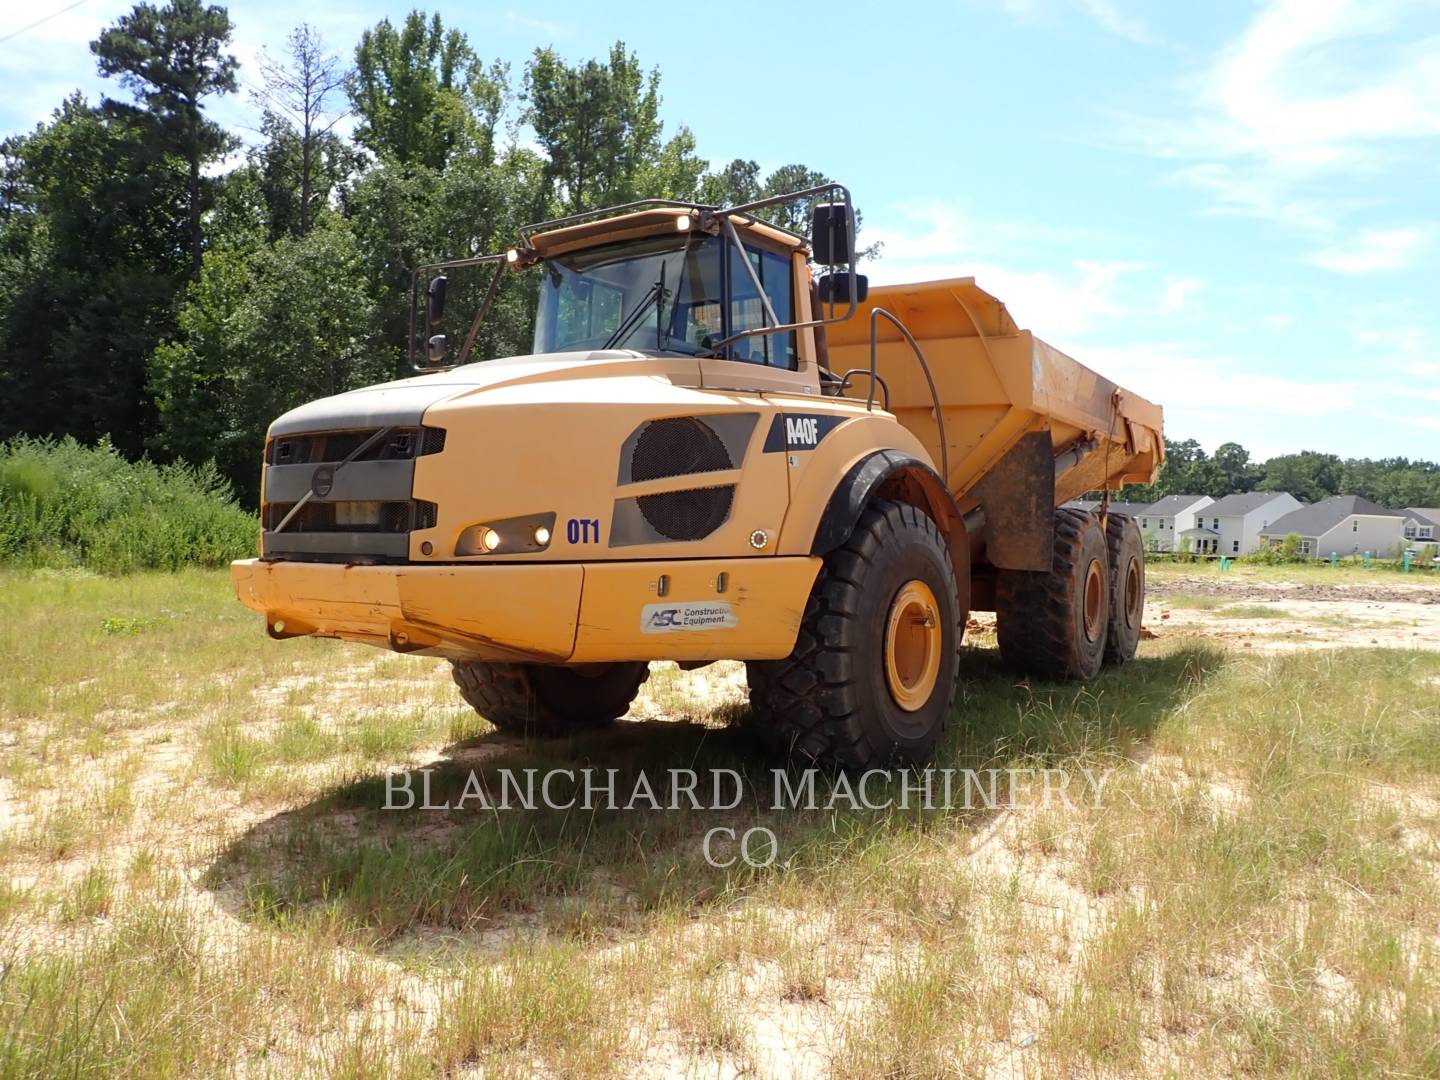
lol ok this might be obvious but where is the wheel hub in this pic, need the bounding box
[884,580,943,712]
[1083,559,1105,642]
[1123,558,1141,627]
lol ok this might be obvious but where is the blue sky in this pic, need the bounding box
[2,0,1438,461]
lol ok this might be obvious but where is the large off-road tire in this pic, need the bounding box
[449,661,649,737]
[745,500,965,768]
[1102,512,1145,665]
[995,508,1109,681]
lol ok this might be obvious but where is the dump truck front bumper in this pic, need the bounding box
[230,556,821,664]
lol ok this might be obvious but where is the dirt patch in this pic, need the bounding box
[1148,573,1440,605]
[1135,573,1440,654]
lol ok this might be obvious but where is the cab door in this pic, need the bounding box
[699,243,820,397]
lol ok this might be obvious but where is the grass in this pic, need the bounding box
[0,567,1437,1076]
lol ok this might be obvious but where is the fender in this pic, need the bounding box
[810,451,970,607]
[811,450,958,553]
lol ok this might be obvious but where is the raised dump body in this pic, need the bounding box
[825,277,1163,510]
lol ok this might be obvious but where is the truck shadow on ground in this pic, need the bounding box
[205,642,1225,951]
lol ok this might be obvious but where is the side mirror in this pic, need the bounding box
[817,272,868,304]
[427,334,447,364]
[811,202,854,265]
[427,275,448,324]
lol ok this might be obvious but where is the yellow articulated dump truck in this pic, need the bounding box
[232,184,1163,768]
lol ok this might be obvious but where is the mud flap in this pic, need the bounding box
[970,430,1055,571]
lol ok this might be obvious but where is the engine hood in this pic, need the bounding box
[268,350,701,437]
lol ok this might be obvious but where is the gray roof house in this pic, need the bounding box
[1182,491,1302,555]
[1143,494,1211,518]
[1136,494,1213,552]
[1259,495,1405,558]
[1060,499,1151,518]
[1401,508,1440,546]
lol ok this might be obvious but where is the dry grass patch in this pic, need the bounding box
[1,569,1438,1076]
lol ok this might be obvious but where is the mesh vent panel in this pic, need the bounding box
[637,486,735,541]
[629,418,732,483]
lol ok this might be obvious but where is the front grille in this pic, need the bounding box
[637,485,735,541]
[263,499,438,534]
[267,426,446,466]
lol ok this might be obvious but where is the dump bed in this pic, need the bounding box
[825,277,1163,508]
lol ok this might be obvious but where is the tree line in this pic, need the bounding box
[1121,439,1440,510]
[0,3,834,503]
[3,3,1434,516]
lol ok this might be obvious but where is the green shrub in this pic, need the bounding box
[1246,532,1307,566]
[0,436,256,573]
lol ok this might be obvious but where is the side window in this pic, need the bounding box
[727,246,797,369]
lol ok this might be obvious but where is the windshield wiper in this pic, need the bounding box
[603,274,665,350]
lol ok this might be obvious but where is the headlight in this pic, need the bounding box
[456,512,557,556]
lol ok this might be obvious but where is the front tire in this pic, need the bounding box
[746,500,965,768]
[450,661,649,737]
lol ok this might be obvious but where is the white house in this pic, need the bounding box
[1181,491,1302,556]
[1258,495,1405,558]
[1061,499,1152,519]
[1402,508,1440,547]
[1137,494,1213,552]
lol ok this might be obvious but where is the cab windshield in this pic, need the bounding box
[533,231,796,367]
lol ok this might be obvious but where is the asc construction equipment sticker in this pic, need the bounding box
[641,602,737,633]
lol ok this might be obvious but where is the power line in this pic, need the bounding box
[0,0,91,47]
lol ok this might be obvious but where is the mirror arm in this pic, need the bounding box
[407,270,420,370]
[719,214,780,330]
[454,260,508,368]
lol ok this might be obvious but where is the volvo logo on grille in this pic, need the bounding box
[311,466,335,497]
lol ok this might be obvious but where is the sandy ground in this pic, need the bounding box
[963,572,1440,655]
[1144,572,1440,653]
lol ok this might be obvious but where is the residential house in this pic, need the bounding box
[1136,494,1213,552]
[1180,491,1302,556]
[1258,495,1405,558]
[1060,499,1152,519]
[1402,508,1440,549]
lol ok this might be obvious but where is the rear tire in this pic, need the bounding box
[449,661,649,737]
[1103,513,1144,665]
[995,508,1109,680]
[745,500,964,768]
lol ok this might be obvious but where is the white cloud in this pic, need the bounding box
[990,0,1164,44]
[1161,275,1203,313]
[1114,0,1440,237]
[1311,226,1435,274]
[1082,342,1363,420]
[1208,0,1440,166]
[1075,0,1162,46]
[864,204,1149,345]
[503,10,574,40]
